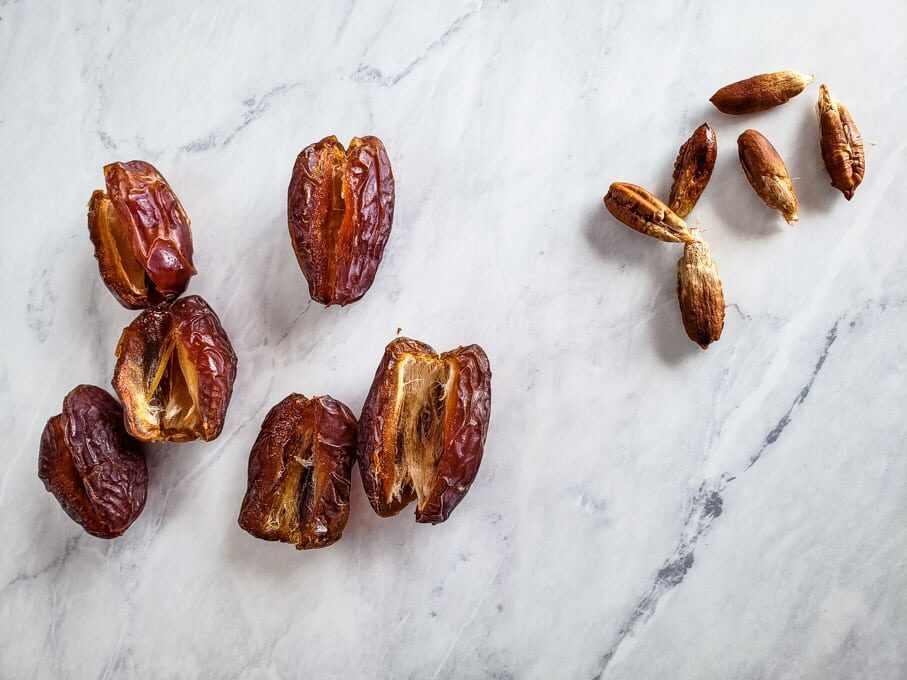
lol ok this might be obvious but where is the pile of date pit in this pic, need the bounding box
[39,135,492,549]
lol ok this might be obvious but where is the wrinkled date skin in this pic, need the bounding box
[38,385,147,538]
[288,135,395,306]
[113,295,237,443]
[604,182,693,243]
[238,394,357,550]
[88,160,196,309]
[358,338,492,524]
[817,84,864,200]
[669,123,718,218]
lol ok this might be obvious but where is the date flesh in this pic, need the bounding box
[288,135,395,306]
[358,338,492,524]
[113,295,237,442]
[88,161,196,309]
[238,394,357,549]
[39,385,147,538]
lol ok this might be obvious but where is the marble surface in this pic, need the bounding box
[1,2,905,678]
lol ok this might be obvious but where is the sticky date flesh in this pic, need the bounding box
[288,135,395,306]
[238,394,357,549]
[88,161,196,309]
[358,338,492,524]
[38,385,147,538]
[112,295,237,442]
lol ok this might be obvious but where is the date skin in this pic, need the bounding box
[288,135,395,306]
[358,337,492,524]
[39,385,147,538]
[113,295,237,443]
[238,394,357,550]
[669,123,718,218]
[88,161,196,309]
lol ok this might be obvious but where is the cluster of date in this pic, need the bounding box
[604,72,864,350]
[38,135,492,549]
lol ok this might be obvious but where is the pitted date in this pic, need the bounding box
[38,385,147,538]
[238,394,357,549]
[88,160,196,309]
[112,295,237,443]
[358,337,492,524]
[288,135,395,306]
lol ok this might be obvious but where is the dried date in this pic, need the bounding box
[288,135,395,306]
[604,182,693,243]
[113,295,237,442]
[737,129,799,224]
[88,161,196,309]
[358,338,492,524]
[38,385,147,538]
[238,394,357,549]
[817,83,865,200]
[669,123,718,218]
[710,71,814,115]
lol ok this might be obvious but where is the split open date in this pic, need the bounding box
[238,394,358,550]
[113,295,238,443]
[237,337,492,549]
[288,135,395,306]
[88,161,196,309]
[358,338,492,524]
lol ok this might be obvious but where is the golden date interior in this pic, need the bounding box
[322,144,355,291]
[387,356,454,509]
[92,192,148,297]
[262,429,315,544]
[142,338,201,438]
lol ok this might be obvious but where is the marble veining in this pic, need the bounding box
[1,1,905,679]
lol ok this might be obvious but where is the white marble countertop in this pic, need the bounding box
[1,2,905,678]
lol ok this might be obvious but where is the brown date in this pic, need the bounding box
[817,84,865,200]
[288,135,395,306]
[709,71,814,115]
[112,295,237,443]
[88,160,196,309]
[39,385,147,538]
[358,337,492,524]
[238,394,357,550]
[669,123,718,219]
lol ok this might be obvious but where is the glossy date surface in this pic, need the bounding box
[238,394,357,549]
[358,337,492,524]
[38,385,147,538]
[287,135,395,306]
[88,160,196,309]
[112,295,237,443]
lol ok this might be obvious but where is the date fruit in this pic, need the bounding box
[113,295,237,443]
[737,130,799,225]
[88,161,196,309]
[358,338,492,524]
[669,123,718,218]
[817,84,865,200]
[238,394,357,550]
[710,71,814,115]
[604,182,693,243]
[288,135,395,306]
[39,385,147,538]
[677,226,725,349]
